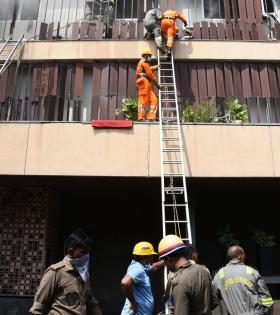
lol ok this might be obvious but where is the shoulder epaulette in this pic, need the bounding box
[47,261,65,271]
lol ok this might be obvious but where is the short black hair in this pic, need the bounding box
[65,228,92,252]
[185,243,196,260]
[166,247,186,258]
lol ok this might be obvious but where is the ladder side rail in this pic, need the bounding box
[0,35,24,75]
[170,53,192,244]
[157,51,167,238]
[0,35,12,55]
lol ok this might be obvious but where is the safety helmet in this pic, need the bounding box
[141,48,153,56]
[158,234,186,258]
[133,241,157,256]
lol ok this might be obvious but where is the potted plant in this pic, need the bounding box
[116,97,138,121]
[180,102,216,122]
[217,224,240,249]
[213,98,248,123]
[252,230,276,275]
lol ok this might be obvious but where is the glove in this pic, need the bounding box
[151,65,160,70]
[153,80,162,90]
[184,21,188,27]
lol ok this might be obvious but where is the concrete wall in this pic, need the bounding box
[0,122,280,177]
[19,40,280,61]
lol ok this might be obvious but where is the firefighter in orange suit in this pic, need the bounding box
[136,48,161,121]
[160,9,189,58]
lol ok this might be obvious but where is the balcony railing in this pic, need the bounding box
[1,60,280,124]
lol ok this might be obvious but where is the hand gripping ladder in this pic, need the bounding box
[157,50,193,244]
[0,34,24,75]
[157,50,193,313]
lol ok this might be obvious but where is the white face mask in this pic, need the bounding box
[67,253,90,282]
[144,56,152,63]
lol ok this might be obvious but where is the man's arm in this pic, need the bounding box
[172,283,189,315]
[151,259,164,272]
[256,273,274,315]
[121,275,138,313]
[86,281,103,315]
[29,270,57,314]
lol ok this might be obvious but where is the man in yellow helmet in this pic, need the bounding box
[136,48,161,121]
[121,241,164,315]
[158,235,218,315]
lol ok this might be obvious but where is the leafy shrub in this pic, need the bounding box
[181,102,216,122]
[214,98,248,123]
[116,97,138,121]
[217,224,240,249]
[252,230,276,247]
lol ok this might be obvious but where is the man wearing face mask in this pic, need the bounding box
[121,241,164,315]
[136,48,161,121]
[29,228,103,315]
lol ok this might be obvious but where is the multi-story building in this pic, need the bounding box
[0,0,279,313]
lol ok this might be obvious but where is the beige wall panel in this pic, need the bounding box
[25,123,150,176]
[0,123,29,174]
[0,123,277,177]
[182,125,274,177]
[22,40,280,62]
[269,127,280,176]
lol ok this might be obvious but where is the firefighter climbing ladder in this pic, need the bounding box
[0,34,24,75]
[157,50,193,244]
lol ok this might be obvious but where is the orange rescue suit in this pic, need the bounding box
[161,10,186,48]
[136,58,158,121]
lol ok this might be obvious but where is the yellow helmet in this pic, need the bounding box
[133,241,157,256]
[158,234,186,258]
[141,48,153,56]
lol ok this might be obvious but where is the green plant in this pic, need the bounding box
[217,224,239,249]
[116,97,138,121]
[214,98,248,123]
[181,102,216,122]
[252,230,276,247]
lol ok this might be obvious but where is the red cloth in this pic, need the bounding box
[92,120,133,128]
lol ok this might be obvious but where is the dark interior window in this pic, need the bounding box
[204,0,225,19]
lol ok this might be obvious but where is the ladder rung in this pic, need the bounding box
[162,126,179,130]
[161,76,174,78]
[165,220,188,223]
[161,99,176,102]
[161,83,174,85]
[163,148,180,152]
[162,117,178,121]
[162,137,179,141]
[164,203,187,207]
[161,108,176,111]
[164,173,183,177]
[163,160,182,164]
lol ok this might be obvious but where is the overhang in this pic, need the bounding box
[0,122,279,177]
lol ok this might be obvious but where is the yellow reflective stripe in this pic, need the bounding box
[260,297,273,305]
[219,268,225,279]
[246,266,252,275]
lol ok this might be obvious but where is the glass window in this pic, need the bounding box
[0,0,16,20]
[203,0,224,19]
[116,0,137,19]
[17,0,40,20]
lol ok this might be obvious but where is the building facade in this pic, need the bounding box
[0,0,280,314]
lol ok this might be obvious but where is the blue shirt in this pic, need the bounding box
[121,260,153,315]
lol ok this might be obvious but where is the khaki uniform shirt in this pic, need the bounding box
[170,262,217,315]
[29,257,99,315]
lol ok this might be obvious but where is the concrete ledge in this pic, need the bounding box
[0,122,280,177]
[19,40,280,62]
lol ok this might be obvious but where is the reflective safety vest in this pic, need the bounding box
[212,260,273,315]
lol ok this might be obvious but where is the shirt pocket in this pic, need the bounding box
[63,285,80,306]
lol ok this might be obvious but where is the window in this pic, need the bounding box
[203,0,224,19]
[17,0,40,20]
[115,0,137,19]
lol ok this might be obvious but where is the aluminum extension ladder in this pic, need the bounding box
[157,50,193,244]
[0,34,24,75]
[157,50,193,313]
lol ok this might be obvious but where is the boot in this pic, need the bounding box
[158,46,166,54]
[167,48,172,61]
